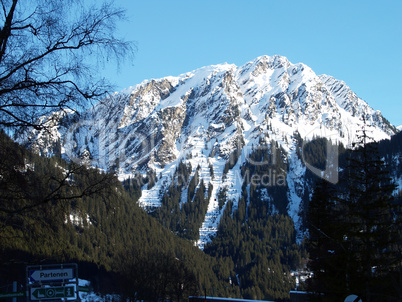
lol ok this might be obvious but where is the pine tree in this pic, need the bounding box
[339,125,401,301]
[307,123,402,301]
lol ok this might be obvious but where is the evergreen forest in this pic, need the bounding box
[1,130,401,301]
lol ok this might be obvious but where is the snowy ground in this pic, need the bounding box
[78,279,118,302]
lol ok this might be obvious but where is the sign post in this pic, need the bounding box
[26,263,78,301]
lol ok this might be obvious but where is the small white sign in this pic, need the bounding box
[29,268,74,282]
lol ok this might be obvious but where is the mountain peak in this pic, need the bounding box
[253,54,290,66]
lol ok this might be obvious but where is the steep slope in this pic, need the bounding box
[0,131,235,300]
[18,55,398,247]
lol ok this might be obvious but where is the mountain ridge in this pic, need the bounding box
[18,55,399,247]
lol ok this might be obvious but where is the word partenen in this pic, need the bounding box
[40,271,69,278]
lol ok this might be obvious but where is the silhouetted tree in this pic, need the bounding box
[339,125,401,301]
[306,123,402,301]
[0,0,133,250]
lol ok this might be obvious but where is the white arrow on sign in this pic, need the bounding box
[29,268,74,282]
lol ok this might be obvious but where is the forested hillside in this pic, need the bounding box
[0,129,308,301]
[204,142,306,301]
[1,130,401,301]
[0,131,239,300]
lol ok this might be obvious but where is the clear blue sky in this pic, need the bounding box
[103,0,402,127]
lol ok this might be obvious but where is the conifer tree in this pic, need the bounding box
[307,123,402,301]
[339,125,401,301]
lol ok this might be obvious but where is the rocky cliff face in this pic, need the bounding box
[18,55,399,247]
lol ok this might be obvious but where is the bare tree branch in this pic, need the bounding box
[0,0,135,130]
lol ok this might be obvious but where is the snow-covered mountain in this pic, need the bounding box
[18,55,398,247]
